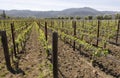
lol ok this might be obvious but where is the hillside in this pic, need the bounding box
[0,7,119,18]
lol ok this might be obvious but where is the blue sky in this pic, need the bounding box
[0,0,120,11]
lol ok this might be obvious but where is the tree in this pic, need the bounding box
[65,16,69,19]
[104,15,112,20]
[0,10,10,19]
[96,15,103,20]
[69,16,74,20]
[58,17,61,19]
[88,16,93,20]
[76,16,81,20]
[1,10,6,19]
[84,16,88,20]
[61,17,64,19]
[115,13,120,19]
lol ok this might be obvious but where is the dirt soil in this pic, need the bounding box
[57,40,113,78]
[44,26,114,78]
[0,24,52,78]
[63,26,120,77]
[0,22,117,78]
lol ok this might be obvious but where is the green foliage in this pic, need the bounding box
[85,16,93,20]
[35,22,52,56]
[70,16,74,20]
[115,13,120,19]
[0,10,11,19]
[104,15,112,20]
[39,19,112,60]
[59,31,108,57]
[15,24,33,51]
[96,15,103,20]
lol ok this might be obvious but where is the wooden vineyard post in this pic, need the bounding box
[51,21,52,27]
[96,20,100,47]
[62,20,66,42]
[91,20,93,26]
[103,20,109,48]
[115,20,117,26]
[108,20,109,27]
[83,20,84,28]
[73,21,76,51]
[51,20,54,28]
[58,21,60,31]
[25,22,28,28]
[11,23,17,57]
[3,21,5,30]
[62,21,66,42]
[45,22,48,41]
[52,32,58,78]
[81,19,84,41]
[38,21,41,28]
[0,31,12,71]
[62,20,64,28]
[116,20,120,45]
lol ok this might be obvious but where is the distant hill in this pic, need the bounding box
[0,7,119,18]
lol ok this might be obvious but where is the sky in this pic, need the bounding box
[0,0,120,11]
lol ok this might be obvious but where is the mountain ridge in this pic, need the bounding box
[0,7,119,18]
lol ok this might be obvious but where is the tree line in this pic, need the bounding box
[1,10,120,20]
[0,10,11,19]
[46,14,120,20]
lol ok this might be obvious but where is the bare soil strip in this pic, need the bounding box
[1,23,52,78]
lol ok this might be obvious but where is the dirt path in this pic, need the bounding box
[58,40,114,78]
[3,23,52,78]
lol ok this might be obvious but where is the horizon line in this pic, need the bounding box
[0,7,120,12]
